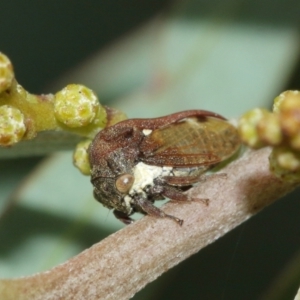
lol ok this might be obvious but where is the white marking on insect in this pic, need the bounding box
[129,162,172,196]
[123,195,134,214]
[142,129,152,136]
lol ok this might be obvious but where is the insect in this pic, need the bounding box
[89,110,240,225]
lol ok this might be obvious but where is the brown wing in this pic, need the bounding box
[139,117,240,167]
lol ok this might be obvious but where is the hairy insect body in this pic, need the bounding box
[130,162,172,195]
[122,162,172,212]
[89,110,241,225]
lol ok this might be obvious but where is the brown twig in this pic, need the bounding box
[0,147,298,300]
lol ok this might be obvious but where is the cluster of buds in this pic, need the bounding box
[0,52,127,174]
[0,53,26,145]
[239,90,300,181]
[0,51,108,147]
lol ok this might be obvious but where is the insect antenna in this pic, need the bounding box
[103,209,111,225]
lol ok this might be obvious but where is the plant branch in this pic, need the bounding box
[0,147,298,300]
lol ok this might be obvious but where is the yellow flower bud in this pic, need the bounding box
[0,105,26,146]
[54,84,99,128]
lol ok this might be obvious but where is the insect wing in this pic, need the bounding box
[140,117,240,167]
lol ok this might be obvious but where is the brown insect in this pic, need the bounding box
[89,110,240,225]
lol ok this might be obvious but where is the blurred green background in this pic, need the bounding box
[1,0,300,299]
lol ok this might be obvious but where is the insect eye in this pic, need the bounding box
[115,174,134,193]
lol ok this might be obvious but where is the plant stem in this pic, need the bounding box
[0,147,298,300]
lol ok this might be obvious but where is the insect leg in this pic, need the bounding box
[163,172,227,186]
[161,185,190,201]
[135,197,183,225]
[162,185,209,206]
[113,210,135,225]
[163,175,205,186]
